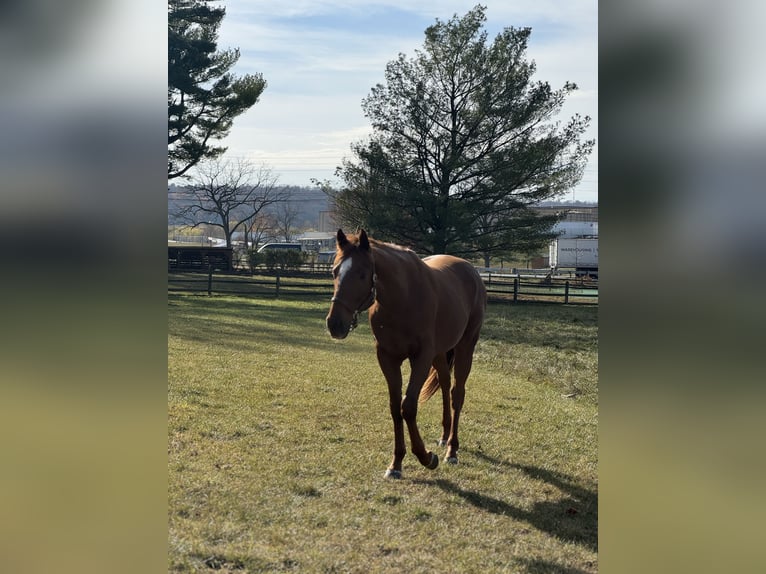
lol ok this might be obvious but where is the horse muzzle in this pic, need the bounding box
[326,312,351,339]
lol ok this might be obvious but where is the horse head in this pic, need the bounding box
[326,228,376,339]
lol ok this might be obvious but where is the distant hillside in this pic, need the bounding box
[168,184,595,229]
[168,184,330,229]
[279,185,331,229]
[536,199,598,207]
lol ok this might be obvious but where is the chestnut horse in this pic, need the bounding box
[326,229,486,479]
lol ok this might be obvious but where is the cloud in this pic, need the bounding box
[217,1,597,199]
[224,0,596,27]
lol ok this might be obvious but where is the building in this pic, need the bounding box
[533,204,598,269]
[533,204,598,223]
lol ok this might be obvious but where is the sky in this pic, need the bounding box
[215,0,598,202]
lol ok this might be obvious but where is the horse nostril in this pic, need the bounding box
[327,315,347,339]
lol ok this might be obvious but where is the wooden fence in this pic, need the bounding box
[168,269,597,305]
[479,271,598,304]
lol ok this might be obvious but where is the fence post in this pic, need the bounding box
[513,277,519,302]
[564,280,570,304]
[275,271,280,298]
[207,263,213,296]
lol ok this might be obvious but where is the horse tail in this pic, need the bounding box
[418,350,455,405]
[418,368,440,405]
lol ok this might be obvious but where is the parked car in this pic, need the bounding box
[256,242,302,252]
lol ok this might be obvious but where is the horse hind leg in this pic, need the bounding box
[434,350,454,447]
[445,338,477,464]
[418,351,453,447]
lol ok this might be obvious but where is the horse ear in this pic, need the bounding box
[337,229,349,248]
[359,229,370,251]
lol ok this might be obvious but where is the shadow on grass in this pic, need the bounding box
[168,292,347,353]
[169,292,597,356]
[423,451,597,553]
[516,557,595,574]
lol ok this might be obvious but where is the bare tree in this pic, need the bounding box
[273,193,300,242]
[174,157,282,248]
[244,212,277,251]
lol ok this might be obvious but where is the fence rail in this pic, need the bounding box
[478,271,598,304]
[168,271,331,299]
[168,269,597,305]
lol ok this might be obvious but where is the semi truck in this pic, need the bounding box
[549,238,598,278]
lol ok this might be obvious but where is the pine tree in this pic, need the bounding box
[168,0,266,179]
[330,5,593,258]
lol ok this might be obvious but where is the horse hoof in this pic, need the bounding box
[384,469,402,479]
[426,452,439,470]
[446,456,458,465]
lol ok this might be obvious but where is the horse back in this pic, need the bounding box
[423,255,486,336]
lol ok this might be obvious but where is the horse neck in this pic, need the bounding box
[370,241,422,306]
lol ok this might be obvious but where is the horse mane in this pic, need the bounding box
[368,237,412,252]
[368,238,422,266]
[339,233,422,267]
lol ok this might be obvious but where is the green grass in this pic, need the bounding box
[168,294,598,573]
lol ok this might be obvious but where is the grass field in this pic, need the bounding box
[168,293,598,573]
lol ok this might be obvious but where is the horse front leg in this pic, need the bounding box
[377,348,406,479]
[402,354,439,471]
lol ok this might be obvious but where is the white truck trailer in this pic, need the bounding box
[549,238,598,278]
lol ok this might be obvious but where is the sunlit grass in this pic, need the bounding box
[169,294,597,573]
